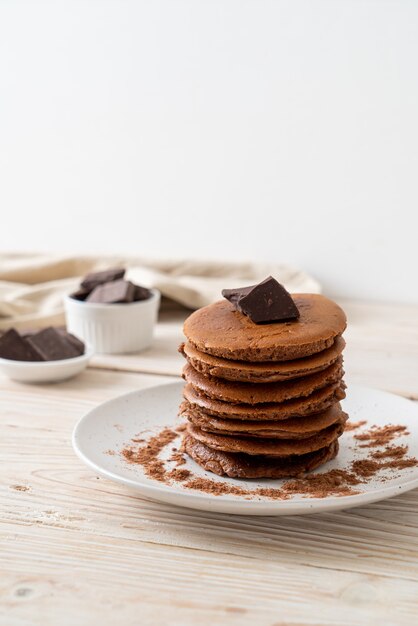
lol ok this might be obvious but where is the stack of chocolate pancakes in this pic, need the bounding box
[179,285,348,479]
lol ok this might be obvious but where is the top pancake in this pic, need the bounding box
[183,294,347,361]
[180,336,345,383]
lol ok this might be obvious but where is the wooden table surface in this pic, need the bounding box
[1,299,418,626]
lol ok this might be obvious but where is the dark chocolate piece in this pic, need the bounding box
[221,285,253,307]
[133,284,151,301]
[27,327,81,361]
[57,329,85,355]
[0,328,44,361]
[86,279,136,304]
[80,268,125,291]
[19,328,38,337]
[71,288,91,301]
[222,276,300,324]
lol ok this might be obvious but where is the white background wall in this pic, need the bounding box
[1,0,417,303]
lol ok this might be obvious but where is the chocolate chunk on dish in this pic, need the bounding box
[57,329,85,355]
[27,327,83,360]
[0,328,44,361]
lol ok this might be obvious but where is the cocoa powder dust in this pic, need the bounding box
[354,424,409,447]
[119,420,417,500]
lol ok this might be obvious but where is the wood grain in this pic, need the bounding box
[1,300,418,625]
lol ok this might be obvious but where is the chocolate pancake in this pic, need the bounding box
[182,434,339,478]
[181,403,348,439]
[180,336,345,383]
[187,422,344,456]
[183,381,346,421]
[182,359,343,405]
[183,294,347,362]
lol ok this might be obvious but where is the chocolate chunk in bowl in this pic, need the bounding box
[86,279,136,304]
[65,267,160,354]
[80,268,126,291]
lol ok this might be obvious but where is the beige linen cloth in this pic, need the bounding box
[0,253,320,330]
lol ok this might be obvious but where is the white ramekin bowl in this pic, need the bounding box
[64,288,160,354]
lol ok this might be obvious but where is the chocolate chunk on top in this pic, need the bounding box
[27,327,82,361]
[0,328,44,361]
[80,268,125,291]
[222,276,300,324]
[86,279,136,304]
[221,284,253,307]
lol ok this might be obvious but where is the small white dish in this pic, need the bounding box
[64,289,160,354]
[73,382,418,516]
[0,343,94,383]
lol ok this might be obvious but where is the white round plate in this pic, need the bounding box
[0,343,94,383]
[73,382,418,515]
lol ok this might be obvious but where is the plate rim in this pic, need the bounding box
[72,381,418,515]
